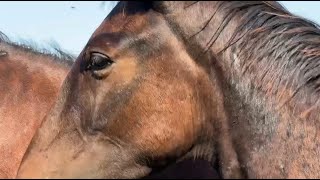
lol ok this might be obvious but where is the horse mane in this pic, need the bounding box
[203,1,320,111]
[0,31,75,66]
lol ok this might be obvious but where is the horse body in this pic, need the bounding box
[17,1,320,179]
[0,38,72,178]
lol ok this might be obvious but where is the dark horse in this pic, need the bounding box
[0,32,73,178]
[17,1,320,178]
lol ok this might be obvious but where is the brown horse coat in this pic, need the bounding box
[0,35,72,178]
[17,1,320,178]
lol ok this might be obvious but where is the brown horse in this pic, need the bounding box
[17,1,320,178]
[0,33,73,178]
[0,32,215,180]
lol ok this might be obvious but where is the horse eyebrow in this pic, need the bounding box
[87,32,129,49]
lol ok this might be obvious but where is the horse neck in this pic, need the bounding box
[0,42,70,83]
[0,42,70,178]
[202,2,320,128]
[0,41,71,125]
[166,2,320,177]
[169,1,320,131]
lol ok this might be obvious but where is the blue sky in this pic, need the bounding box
[0,1,319,56]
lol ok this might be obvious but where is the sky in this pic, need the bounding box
[0,1,319,56]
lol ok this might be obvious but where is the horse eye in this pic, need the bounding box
[88,52,113,71]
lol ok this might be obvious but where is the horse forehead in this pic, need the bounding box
[86,11,169,56]
[92,7,160,38]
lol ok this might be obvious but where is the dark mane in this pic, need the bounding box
[200,1,320,110]
[0,31,75,66]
